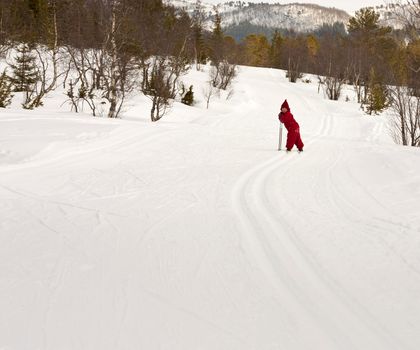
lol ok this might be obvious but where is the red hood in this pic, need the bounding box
[281,99,290,112]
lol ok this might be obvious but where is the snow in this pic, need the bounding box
[168,0,350,32]
[1,64,420,350]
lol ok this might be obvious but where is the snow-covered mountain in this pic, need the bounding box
[169,0,248,17]
[167,1,350,32]
[168,0,411,34]
[213,3,350,32]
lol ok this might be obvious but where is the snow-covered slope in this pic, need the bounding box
[168,0,248,16]
[167,0,350,31]
[214,3,350,31]
[168,0,412,33]
[1,65,420,350]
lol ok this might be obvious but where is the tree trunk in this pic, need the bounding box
[108,1,118,118]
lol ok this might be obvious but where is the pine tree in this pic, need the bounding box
[365,68,388,114]
[244,34,270,67]
[347,8,392,104]
[9,44,38,93]
[348,8,382,35]
[209,9,224,66]
[0,70,13,108]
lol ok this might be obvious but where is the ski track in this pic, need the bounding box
[2,112,254,348]
[267,147,407,349]
[230,102,413,349]
[231,115,343,348]
[1,67,420,349]
[1,119,182,348]
[330,155,420,280]
[0,119,176,174]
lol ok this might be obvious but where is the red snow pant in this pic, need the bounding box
[286,127,304,151]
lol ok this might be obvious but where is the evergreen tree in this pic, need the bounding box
[9,44,38,93]
[364,67,388,114]
[0,70,13,108]
[348,8,382,35]
[347,8,393,104]
[209,9,224,65]
[244,34,270,67]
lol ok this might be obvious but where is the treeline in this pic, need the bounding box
[0,0,418,145]
[234,10,418,106]
[226,6,419,146]
[0,0,237,120]
[0,0,191,56]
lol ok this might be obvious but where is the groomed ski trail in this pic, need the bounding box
[231,102,411,349]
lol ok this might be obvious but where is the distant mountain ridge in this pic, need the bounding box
[214,2,350,32]
[167,1,408,36]
[167,1,351,33]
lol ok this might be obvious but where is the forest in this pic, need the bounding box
[0,0,419,145]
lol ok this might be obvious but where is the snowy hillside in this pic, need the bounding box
[167,0,350,31]
[1,65,420,350]
[168,0,247,16]
[213,3,350,31]
[168,0,411,33]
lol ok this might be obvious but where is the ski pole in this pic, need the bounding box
[278,123,283,151]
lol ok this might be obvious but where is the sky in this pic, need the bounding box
[204,0,388,14]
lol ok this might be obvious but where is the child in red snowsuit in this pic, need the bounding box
[278,99,304,152]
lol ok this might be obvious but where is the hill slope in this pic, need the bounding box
[1,65,420,349]
[168,0,350,32]
[215,3,350,31]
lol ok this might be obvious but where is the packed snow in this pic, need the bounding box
[1,65,420,350]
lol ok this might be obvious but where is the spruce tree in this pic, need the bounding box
[9,44,38,93]
[0,70,13,108]
[244,34,270,67]
[365,68,388,114]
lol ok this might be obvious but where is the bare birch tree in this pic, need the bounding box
[389,85,420,146]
